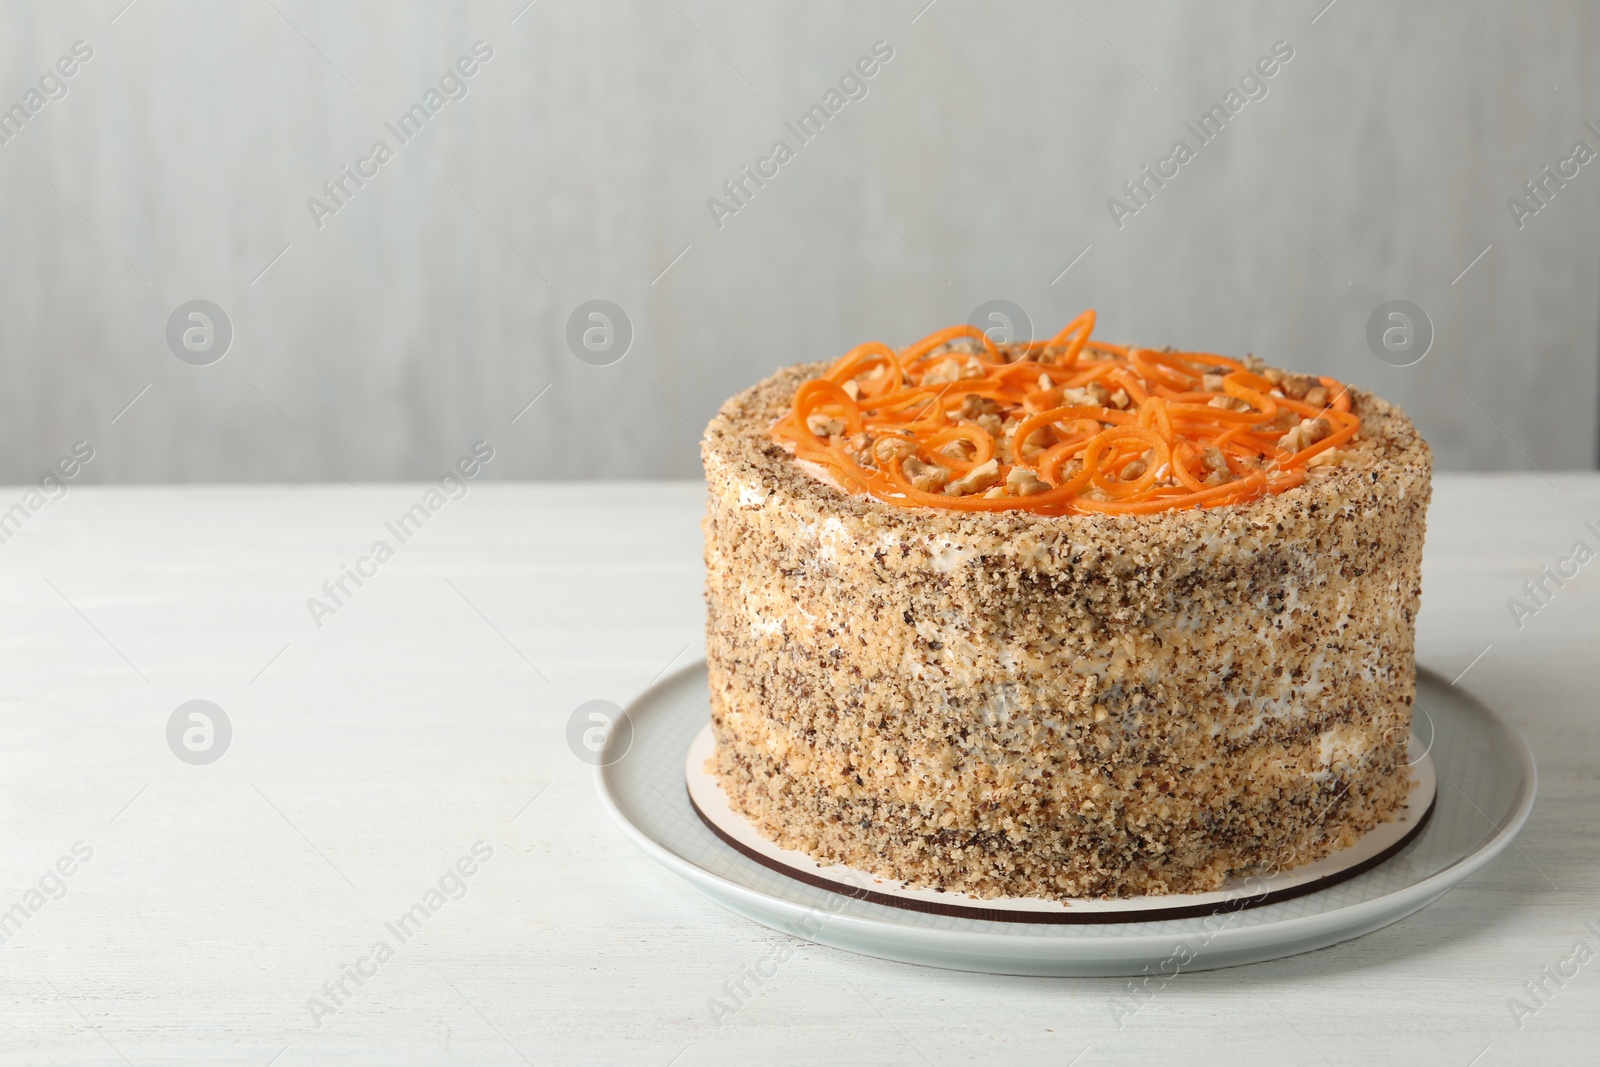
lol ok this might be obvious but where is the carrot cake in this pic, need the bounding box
[701,312,1431,899]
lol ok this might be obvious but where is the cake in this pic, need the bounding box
[701,312,1431,900]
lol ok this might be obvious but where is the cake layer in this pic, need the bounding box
[702,362,1431,899]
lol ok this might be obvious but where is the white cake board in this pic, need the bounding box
[683,722,1437,924]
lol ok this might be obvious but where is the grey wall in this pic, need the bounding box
[0,0,1595,483]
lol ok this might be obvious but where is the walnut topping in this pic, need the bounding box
[1017,427,1050,461]
[1201,373,1227,392]
[806,414,845,438]
[1279,374,1318,400]
[1063,381,1114,408]
[1005,467,1050,496]
[1107,388,1131,410]
[945,458,1001,496]
[1209,394,1250,412]
[902,456,949,492]
[842,379,861,401]
[1278,416,1332,454]
[873,435,915,465]
[1304,384,1330,408]
[1121,457,1148,481]
[1201,445,1233,486]
[1261,407,1298,432]
[975,413,1004,439]
[1307,446,1372,469]
[922,358,965,384]
[959,394,1002,419]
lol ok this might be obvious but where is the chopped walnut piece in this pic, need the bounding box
[1306,446,1370,469]
[1121,457,1148,481]
[941,438,976,461]
[982,486,1006,499]
[1260,407,1297,432]
[945,458,1001,496]
[922,358,964,384]
[902,456,949,492]
[1304,385,1329,407]
[1201,373,1227,392]
[1018,428,1050,461]
[806,414,845,438]
[1278,416,1332,454]
[975,413,1004,439]
[1037,373,1055,390]
[1062,381,1112,408]
[1279,374,1316,400]
[959,394,1002,419]
[842,379,861,401]
[1209,394,1250,412]
[1200,445,1233,486]
[1107,388,1131,409]
[1006,467,1050,496]
[873,435,914,466]
[1261,367,1285,385]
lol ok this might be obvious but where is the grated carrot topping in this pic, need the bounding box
[771,311,1360,515]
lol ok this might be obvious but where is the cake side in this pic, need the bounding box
[702,362,1432,899]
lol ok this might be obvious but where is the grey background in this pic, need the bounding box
[0,0,1595,483]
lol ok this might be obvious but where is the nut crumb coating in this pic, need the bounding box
[702,362,1431,900]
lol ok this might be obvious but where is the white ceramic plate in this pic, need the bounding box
[596,662,1535,976]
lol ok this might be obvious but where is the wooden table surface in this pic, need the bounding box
[0,475,1594,1065]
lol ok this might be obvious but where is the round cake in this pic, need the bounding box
[700,316,1432,900]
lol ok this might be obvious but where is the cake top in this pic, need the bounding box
[769,310,1366,516]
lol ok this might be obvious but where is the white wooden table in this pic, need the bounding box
[0,476,1594,1065]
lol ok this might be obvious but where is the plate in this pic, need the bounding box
[596,662,1535,976]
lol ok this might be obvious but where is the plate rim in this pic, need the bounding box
[596,661,1538,958]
